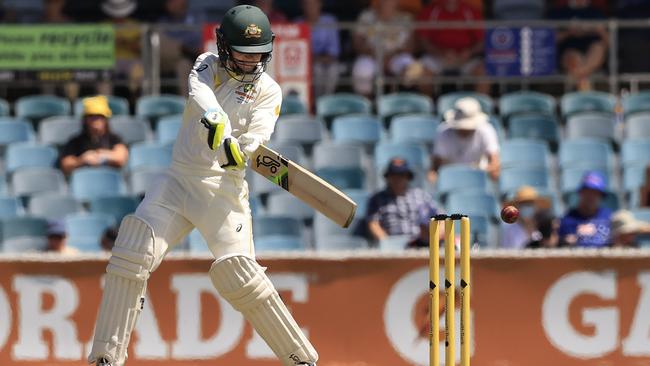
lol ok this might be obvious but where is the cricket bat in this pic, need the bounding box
[250,144,357,228]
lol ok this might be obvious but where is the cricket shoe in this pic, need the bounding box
[96,357,112,366]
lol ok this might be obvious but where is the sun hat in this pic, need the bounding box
[102,0,137,18]
[443,97,489,130]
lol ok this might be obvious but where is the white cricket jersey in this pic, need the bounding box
[170,51,282,178]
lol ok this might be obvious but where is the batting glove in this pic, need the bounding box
[200,108,231,150]
[218,136,247,170]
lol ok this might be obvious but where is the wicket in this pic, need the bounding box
[429,214,471,366]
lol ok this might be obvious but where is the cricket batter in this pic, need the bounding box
[88,5,318,366]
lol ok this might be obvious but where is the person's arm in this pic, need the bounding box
[188,52,223,113]
[60,153,89,175]
[97,143,129,169]
[483,124,500,180]
[486,152,500,180]
[367,220,388,241]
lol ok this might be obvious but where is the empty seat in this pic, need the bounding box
[343,189,370,218]
[65,213,115,252]
[0,120,34,150]
[315,167,365,190]
[74,95,129,116]
[561,91,616,118]
[331,114,382,146]
[499,91,555,120]
[109,116,151,145]
[378,92,433,125]
[253,215,303,239]
[5,142,57,174]
[625,112,650,140]
[507,114,560,149]
[437,165,490,197]
[374,142,428,172]
[0,196,21,219]
[0,98,8,116]
[28,193,81,220]
[11,168,66,198]
[128,142,173,170]
[566,112,616,143]
[315,235,368,251]
[130,168,167,197]
[437,92,493,116]
[266,191,315,221]
[313,212,361,238]
[156,114,182,144]
[70,167,126,201]
[559,139,613,169]
[499,166,550,194]
[38,116,81,146]
[389,114,438,145]
[316,93,372,127]
[460,214,494,248]
[1,217,48,253]
[493,0,544,19]
[621,140,650,167]
[500,139,550,169]
[89,196,139,223]
[273,115,324,146]
[255,235,306,252]
[15,95,71,123]
[623,91,650,117]
[280,94,308,115]
[623,164,647,193]
[447,191,499,220]
[135,94,186,124]
[378,234,412,251]
[313,142,365,170]
[632,208,650,223]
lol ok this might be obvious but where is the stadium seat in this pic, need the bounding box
[130,168,167,197]
[378,92,433,125]
[499,166,550,194]
[315,167,365,190]
[280,94,308,115]
[38,116,81,146]
[447,191,499,220]
[621,140,650,167]
[460,214,494,248]
[273,115,324,146]
[343,189,370,218]
[128,142,173,170]
[28,193,81,220]
[559,139,614,169]
[632,208,650,223]
[500,139,550,169]
[374,142,428,172]
[0,120,34,151]
[70,167,126,201]
[266,191,315,221]
[15,95,71,123]
[507,114,560,150]
[109,116,152,145]
[188,228,208,252]
[5,142,57,174]
[437,165,490,197]
[74,95,129,116]
[331,114,382,146]
[255,235,306,252]
[316,93,372,128]
[156,114,182,144]
[378,235,412,251]
[623,164,647,193]
[0,217,48,253]
[566,112,616,144]
[313,212,361,238]
[437,92,493,116]
[389,114,439,145]
[561,91,616,118]
[315,235,368,251]
[499,91,556,120]
[253,215,303,239]
[0,196,21,219]
[135,94,186,125]
[11,168,66,198]
[89,196,139,223]
[622,91,650,117]
[313,142,365,170]
[65,213,115,252]
[493,0,544,19]
[624,112,650,140]
[0,98,8,116]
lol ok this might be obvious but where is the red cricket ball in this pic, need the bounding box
[501,205,519,224]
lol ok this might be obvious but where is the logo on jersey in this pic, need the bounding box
[235,83,257,104]
[195,64,208,72]
[236,224,243,232]
[244,24,262,39]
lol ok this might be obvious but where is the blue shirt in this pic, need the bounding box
[366,187,437,236]
[559,207,612,248]
[295,14,340,58]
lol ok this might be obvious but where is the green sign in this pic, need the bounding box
[0,25,115,70]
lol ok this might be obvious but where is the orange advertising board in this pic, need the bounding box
[1,251,650,365]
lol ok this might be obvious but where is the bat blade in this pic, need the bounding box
[250,145,357,227]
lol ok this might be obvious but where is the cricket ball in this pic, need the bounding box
[501,205,519,224]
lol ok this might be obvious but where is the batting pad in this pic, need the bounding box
[88,215,160,366]
[210,255,318,366]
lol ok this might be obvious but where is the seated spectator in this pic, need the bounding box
[638,165,650,207]
[297,0,341,98]
[101,226,118,252]
[549,0,608,91]
[526,209,561,249]
[60,96,129,175]
[46,219,79,256]
[407,205,443,248]
[610,210,650,248]
[366,158,439,242]
[415,0,488,94]
[559,171,612,247]
[500,186,552,249]
[429,97,500,181]
[352,0,416,97]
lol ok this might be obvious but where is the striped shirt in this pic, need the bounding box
[366,187,437,236]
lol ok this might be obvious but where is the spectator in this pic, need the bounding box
[414,0,488,94]
[242,0,288,23]
[297,0,341,98]
[352,0,416,97]
[366,158,438,242]
[45,219,79,255]
[158,0,203,97]
[638,165,650,207]
[549,0,608,91]
[610,210,650,248]
[60,96,129,175]
[429,97,500,181]
[406,205,443,248]
[42,0,70,23]
[100,226,118,252]
[559,171,612,247]
[500,186,552,249]
[526,209,561,249]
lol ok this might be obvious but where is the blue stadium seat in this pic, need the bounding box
[566,112,616,143]
[459,214,494,248]
[559,139,614,169]
[313,142,365,170]
[74,95,129,116]
[499,166,550,194]
[316,93,372,127]
[499,91,555,120]
[0,98,8,116]
[188,228,208,252]
[109,116,151,145]
[343,189,370,218]
[437,165,490,197]
[273,115,324,146]
[70,167,126,201]
[89,196,139,223]
[623,91,650,117]
[0,120,34,150]
[11,168,66,198]
[315,167,365,190]
[280,94,308,115]
[128,142,173,170]
[378,92,433,125]
[156,114,182,144]
[624,112,650,140]
[0,196,21,219]
[315,235,369,251]
[266,191,315,221]
[447,191,499,220]
[437,92,493,116]
[255,235,306,252]
[389,114,439,145]
[0,217,48,253]
[632,208,650,223]
[331,114,382,146]
[378,235,412,251]
[561,91,616,118]
[507,114,560,149]
[623,164,647,192]
[38,116,81,146]
[313,212,360,238]
[28,193,81,220]
[374,142,428,172]
[5,142,57,174]
[621,140,650,167]
[500,139,550,169]
[135,94,185,124]
[129,168,167,197]
[65,213,115,252]
[253,215,303,239]
[493,0,544,19]
[15,95,71,123]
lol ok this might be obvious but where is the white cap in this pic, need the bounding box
[443,97,489,130]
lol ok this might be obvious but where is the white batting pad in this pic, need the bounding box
[210,255,318,366]
[88,215,160,366]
